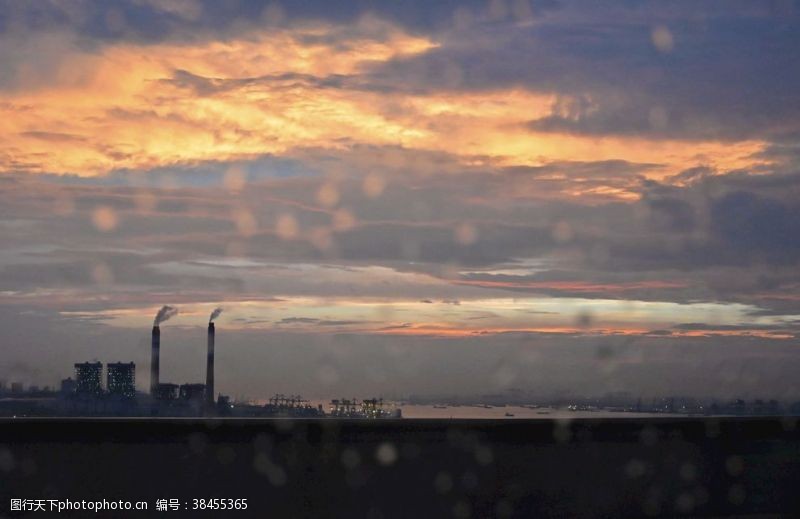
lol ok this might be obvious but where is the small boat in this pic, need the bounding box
[433,405,447,409]
[504,412,515,417]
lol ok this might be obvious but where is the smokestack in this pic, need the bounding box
[205,322,215,414]
[151,325,160,396]
[150,305,176,398]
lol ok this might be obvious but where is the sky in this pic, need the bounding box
[1,0,800,400]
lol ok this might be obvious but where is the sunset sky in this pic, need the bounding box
[2,1,800,399]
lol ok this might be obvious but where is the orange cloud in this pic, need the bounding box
[399,90,766,177]
[373,324,795,340]
[0,24,437,175]
[0,20,770,190]
[662,330,794,340]
[373,324,655,338]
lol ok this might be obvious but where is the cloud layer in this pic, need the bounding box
[1,0,799,398]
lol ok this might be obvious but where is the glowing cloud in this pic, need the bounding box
[0,19,768,186]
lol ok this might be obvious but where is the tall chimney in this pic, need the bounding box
[205,322,215,414]
[151,325,160,396]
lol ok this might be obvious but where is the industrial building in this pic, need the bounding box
[74,362,103,396]
[107,362,136,398]
[154,383,179,401]
[179,383,206,401]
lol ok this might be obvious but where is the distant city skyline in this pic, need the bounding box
[1,1,800,400]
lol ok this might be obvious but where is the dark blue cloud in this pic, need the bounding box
[370,11,800,141]
[711,191,800,263]
[0,0,561,42]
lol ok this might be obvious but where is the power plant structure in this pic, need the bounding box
[2,305,402,418]
[206,321,215,415]
[139,311,397,418]
[146,307,221,416]
[150,325,160,395]
[150,304,178,401]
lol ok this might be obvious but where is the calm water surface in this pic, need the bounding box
[395,405,684,419]
[295,400,685,419]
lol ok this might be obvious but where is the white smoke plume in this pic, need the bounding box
[154,305,178,326]
[209,307,223,323]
